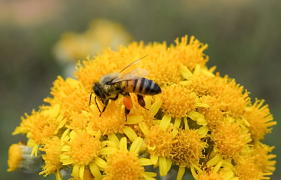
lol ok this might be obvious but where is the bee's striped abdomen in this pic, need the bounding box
[122,78,161,95]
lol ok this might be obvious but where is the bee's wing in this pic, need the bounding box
[111,68,149,84]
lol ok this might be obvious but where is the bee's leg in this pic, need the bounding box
[94,96,102,114]
[111,94,119,101]
[99,95,119,117]
[122,92,132,121]
[100,98,109,117]
[137,94,146,109]
[125,108,130,121]
[89,92,93,105]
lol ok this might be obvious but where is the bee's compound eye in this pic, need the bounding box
[94,84,103,98]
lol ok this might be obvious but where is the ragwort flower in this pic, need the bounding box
[8,35,276,180]
[103,137,156,180]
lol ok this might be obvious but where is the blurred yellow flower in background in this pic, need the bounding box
[53,19,133,77]
[8,35,276,180]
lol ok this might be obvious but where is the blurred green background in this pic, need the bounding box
[1,0,280,179]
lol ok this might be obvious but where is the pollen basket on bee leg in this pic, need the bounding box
[123,96,133,110]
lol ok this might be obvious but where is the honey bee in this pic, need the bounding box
[90,57,161,119]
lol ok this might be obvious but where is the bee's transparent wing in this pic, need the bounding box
[119,55,148,74]
[111,68,149,84]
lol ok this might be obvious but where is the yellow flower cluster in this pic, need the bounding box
[8,35,276,180]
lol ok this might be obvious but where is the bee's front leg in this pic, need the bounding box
[99,95,119,117]
[100,98,109,117]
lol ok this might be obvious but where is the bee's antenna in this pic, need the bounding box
[89,92,93,105]
[119,55,149,73]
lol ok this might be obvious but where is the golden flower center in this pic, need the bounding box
[31,119,57,144]
[212,122,247,157]
[105,150,144,180]
[145,126,174,157]
[171,129,204,167]
[70,131,101,165]
[161,84,196,118]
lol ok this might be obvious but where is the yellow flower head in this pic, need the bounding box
[7,143,23,172]
[60,129,103,180]
[8,35,276,180]
[212,121,251,157]
[7,143,43,173]
[244,99,276,141]
[171,129,206,167]
[161,84,197,118]
[104,137,156,180]
[233,149,272,180]
[44,77,91,120]
[39,137,62,178]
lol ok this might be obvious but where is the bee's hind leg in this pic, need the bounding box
[122,92,132,121]
[137,94,146,109]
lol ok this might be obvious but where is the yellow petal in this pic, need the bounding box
[177,167,186,180]
[150,96,162,116]
[79,165,85,180]
[125,115,143,124]
[123,126,137,142]
[207,153,222,167]
[160,114,171,131]
[139,122,149,135]
[119,137,127,151]
[72,164,80,178]
[94,157,107,170]
[143,172,157,180]
[139,158,153,166]
[174,118,181,129]
[150,154,159,165]
[130,137,143,154]
[159,157,168,176]
[90,162,102,180]
[108,133,120,147]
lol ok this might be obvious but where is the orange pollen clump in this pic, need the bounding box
[123,96,133,110]
[105,150,144,180]
[170,129,205,167]
[145,126,174,157]
[69,131,101,165]
[212,122,250,157]
[161,84,197,118]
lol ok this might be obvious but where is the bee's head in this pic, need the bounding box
[92,83,106,100]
